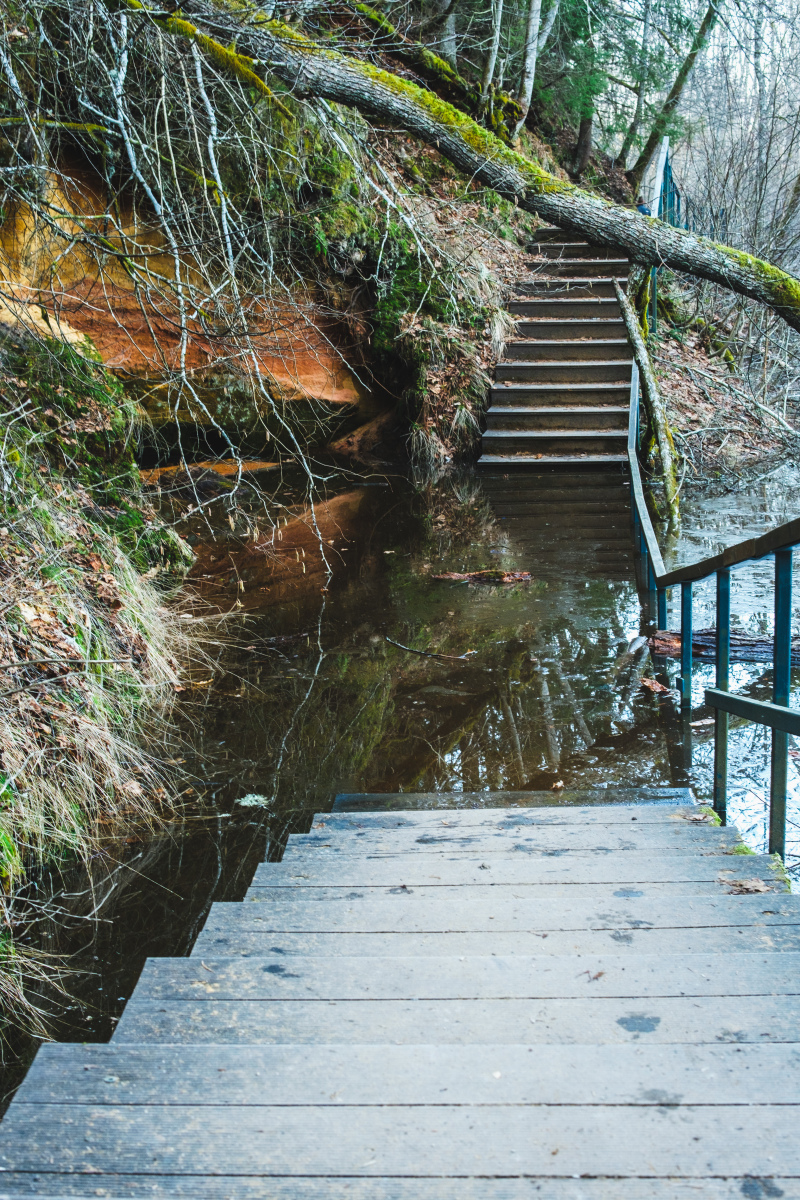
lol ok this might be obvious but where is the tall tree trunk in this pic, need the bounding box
[752,0,769,243]
[430,0,458,68]
[480,0,504,105]
[573,113,593,176]
[537,0,560,51]
[618,0,652,168]
[147,1,800,333]
[511,0,542,137]
[628,0,719,187]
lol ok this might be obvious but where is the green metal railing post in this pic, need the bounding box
[770,549,793,858]
[680,581,693,707]
[714,568,731,823]
[657,587,667,630]
[647,558,657,627]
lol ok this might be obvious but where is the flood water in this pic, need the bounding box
[3,458,800,1101]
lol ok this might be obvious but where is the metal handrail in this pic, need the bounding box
[626,138,798,859]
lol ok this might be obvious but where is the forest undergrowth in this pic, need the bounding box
[0,326,197,1041]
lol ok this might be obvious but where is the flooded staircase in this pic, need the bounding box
[2,789,800,1195]
[479,229,632,467]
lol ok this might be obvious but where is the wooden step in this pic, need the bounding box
[4,1086,800,1181]
[526,258,630,278]
[495,360,633,384]
[513,278,624,299]
[477,452,629,468]
[503,339,632,362]
[484,406,628,431]
[194,924,800,959]
[530,242,626,259]
[0,1175,782,1199]
[482,428,629,455]
[284,825,743,854]
[250,851,784,889]
[118,948,799,1003]
[490,382,630,404]
[201,891,800,931]
[479,474,630,492]
[112,991,800,1052]
[514,318,628,339]
[508,298,622,318]
[17,1042,800,1106]
[488,497,630,514]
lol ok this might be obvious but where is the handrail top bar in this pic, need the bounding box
[705,688,800,737]
[656,520,800,588]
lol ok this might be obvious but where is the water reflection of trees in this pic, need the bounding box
[200,578,681,852]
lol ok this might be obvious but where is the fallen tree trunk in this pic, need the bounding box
[134,0,800,333]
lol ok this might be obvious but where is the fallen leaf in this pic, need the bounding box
[723,877,772,894]
[641,677,671,694]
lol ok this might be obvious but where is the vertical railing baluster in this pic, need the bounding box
[770,549,793,858]
[657,587,667,630]
[647,558,657,627]
[680,581,693,708]
[714,568,731,823]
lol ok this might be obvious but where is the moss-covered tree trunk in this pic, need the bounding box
[141,0,800,333]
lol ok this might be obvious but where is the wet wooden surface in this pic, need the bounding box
[2,788,800,1198]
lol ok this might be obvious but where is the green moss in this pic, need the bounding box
[770,853,792,892]
[696,805,721,825]
[730,842,755,855]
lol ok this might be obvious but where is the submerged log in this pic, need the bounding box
[649,628,800,667]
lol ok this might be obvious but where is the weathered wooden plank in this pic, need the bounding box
[319,804,702,829]
[286,825,740,854]
[1,1102,798,1177]
[112,993,800,1045]
[17,1042,800,1106]
[129,951,800,1001]
[251,853,786,888]
[0,1176,793,1199]
[243,880,784,900]
[199,893,800,933]
[191,923,800,958]
[331,789,694,812]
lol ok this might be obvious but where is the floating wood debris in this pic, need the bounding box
[432,569,532,584]
[649,627,800,666]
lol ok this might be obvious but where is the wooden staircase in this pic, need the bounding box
[479,229,633,468]
[2,789,800,1196]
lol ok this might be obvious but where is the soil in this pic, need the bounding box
[652,329,788,478]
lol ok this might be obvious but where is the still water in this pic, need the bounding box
[3,460,799,1097]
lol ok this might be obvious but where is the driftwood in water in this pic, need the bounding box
[432,569,532,583]
[650,628,800,666]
